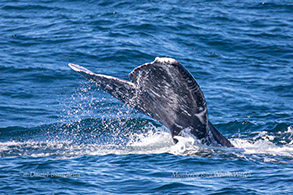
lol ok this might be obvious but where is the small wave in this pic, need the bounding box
[232,138,293,157]
[231,126,293,161]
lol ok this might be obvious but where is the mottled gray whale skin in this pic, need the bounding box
[68,57,233,147]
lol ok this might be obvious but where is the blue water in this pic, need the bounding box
[1,0,293,194]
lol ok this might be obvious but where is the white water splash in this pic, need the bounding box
[1,125,292,160]
[231,126,293,158]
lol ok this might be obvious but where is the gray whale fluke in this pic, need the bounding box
[68,57,234,147]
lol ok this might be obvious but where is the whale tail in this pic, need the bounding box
[68,58,233,147]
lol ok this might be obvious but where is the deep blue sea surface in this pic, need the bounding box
[1,0,293,194]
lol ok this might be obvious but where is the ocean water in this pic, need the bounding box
[1,0,293,194]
